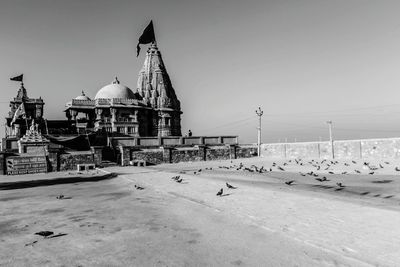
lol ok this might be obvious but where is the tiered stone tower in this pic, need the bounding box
[137,43,182,136]
[6,83,44,137]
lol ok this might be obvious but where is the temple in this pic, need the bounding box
[0,39,248,175]
[64,43,182,137]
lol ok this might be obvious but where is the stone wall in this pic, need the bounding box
[261,137,400,159]
[59,151,95,171]
[171,147,204,163]
[120,144,257,166]
[128,149,164,165]
[0,153,5,175]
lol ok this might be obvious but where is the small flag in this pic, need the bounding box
[11,103,26,125]
[10,74,23,82]
[137,20,156,57]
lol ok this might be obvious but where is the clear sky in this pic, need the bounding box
[2,0,400,143]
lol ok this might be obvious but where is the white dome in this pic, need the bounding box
[75,91,91,101]
[95,77,135,99]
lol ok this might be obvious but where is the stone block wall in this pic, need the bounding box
[171,147,204,163]
[128,149,164,166]
[261,137,400,160]
[236,145,258,158]
[59,151,95,171]
[120,144,257,166]
[205,146,231,161]
[0,153,5,175]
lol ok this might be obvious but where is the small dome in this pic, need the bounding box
[95,77,135,99]
[75,90,91,101]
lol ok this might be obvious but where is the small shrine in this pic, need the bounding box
[18,120,49,154]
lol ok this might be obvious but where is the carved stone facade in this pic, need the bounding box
[65,43,182,137]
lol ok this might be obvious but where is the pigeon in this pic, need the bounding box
[344,163,350,166]
[198,169,202,173]
[171,175,180,180]
[277,166,285,171]
[355,170,361,173]
[336,182,345,188]
[56,195,64,200]
[328,171,334,174]
[384,161,390,165]
[341,172,347,175]
[269,168,272,172]
[216,188,223,196]
[176,178,183,183]
[226,182,237,189]
[395,167,400,171]
[315,178,324,182]
[300,172,306,176]
[316,166,321,170]
[379,164,384,169]
[352,160,357,164]
[134,185,145,190]
[35,231,54,237]
[369,172,374,175]
[285,180,295,186]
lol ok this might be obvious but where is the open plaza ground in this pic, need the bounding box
[1,157,400,266]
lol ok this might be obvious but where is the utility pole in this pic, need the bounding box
[326,120,334,159]
[255,107,263,157]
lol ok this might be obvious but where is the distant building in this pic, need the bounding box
[64,43,182,137]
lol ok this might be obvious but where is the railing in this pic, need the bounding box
[71,99,95,106]
[111,135,239,147]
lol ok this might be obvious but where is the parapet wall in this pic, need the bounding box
[261,137,400,159]
[111,135,238,147]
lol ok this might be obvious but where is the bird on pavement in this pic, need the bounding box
[336,182,345,188]
[395,167,400,171]
[216,188,223,196]
[226,182,237,189]
[56,195,64,199]
[176,178,183,183]
[35,231,54,238]
[134,185,145,190]
[355,170,361,173]
[285,180,295,186]
[277,166,285,171]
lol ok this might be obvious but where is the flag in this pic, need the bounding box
[137,20,156,57]
[11,103,26,125]
[10,74,23,82]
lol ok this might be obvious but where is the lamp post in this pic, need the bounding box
[255,107,263,157]
[326,120,334,159]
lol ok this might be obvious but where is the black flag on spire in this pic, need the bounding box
[137,20,156,57]
[10,74,23,82]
